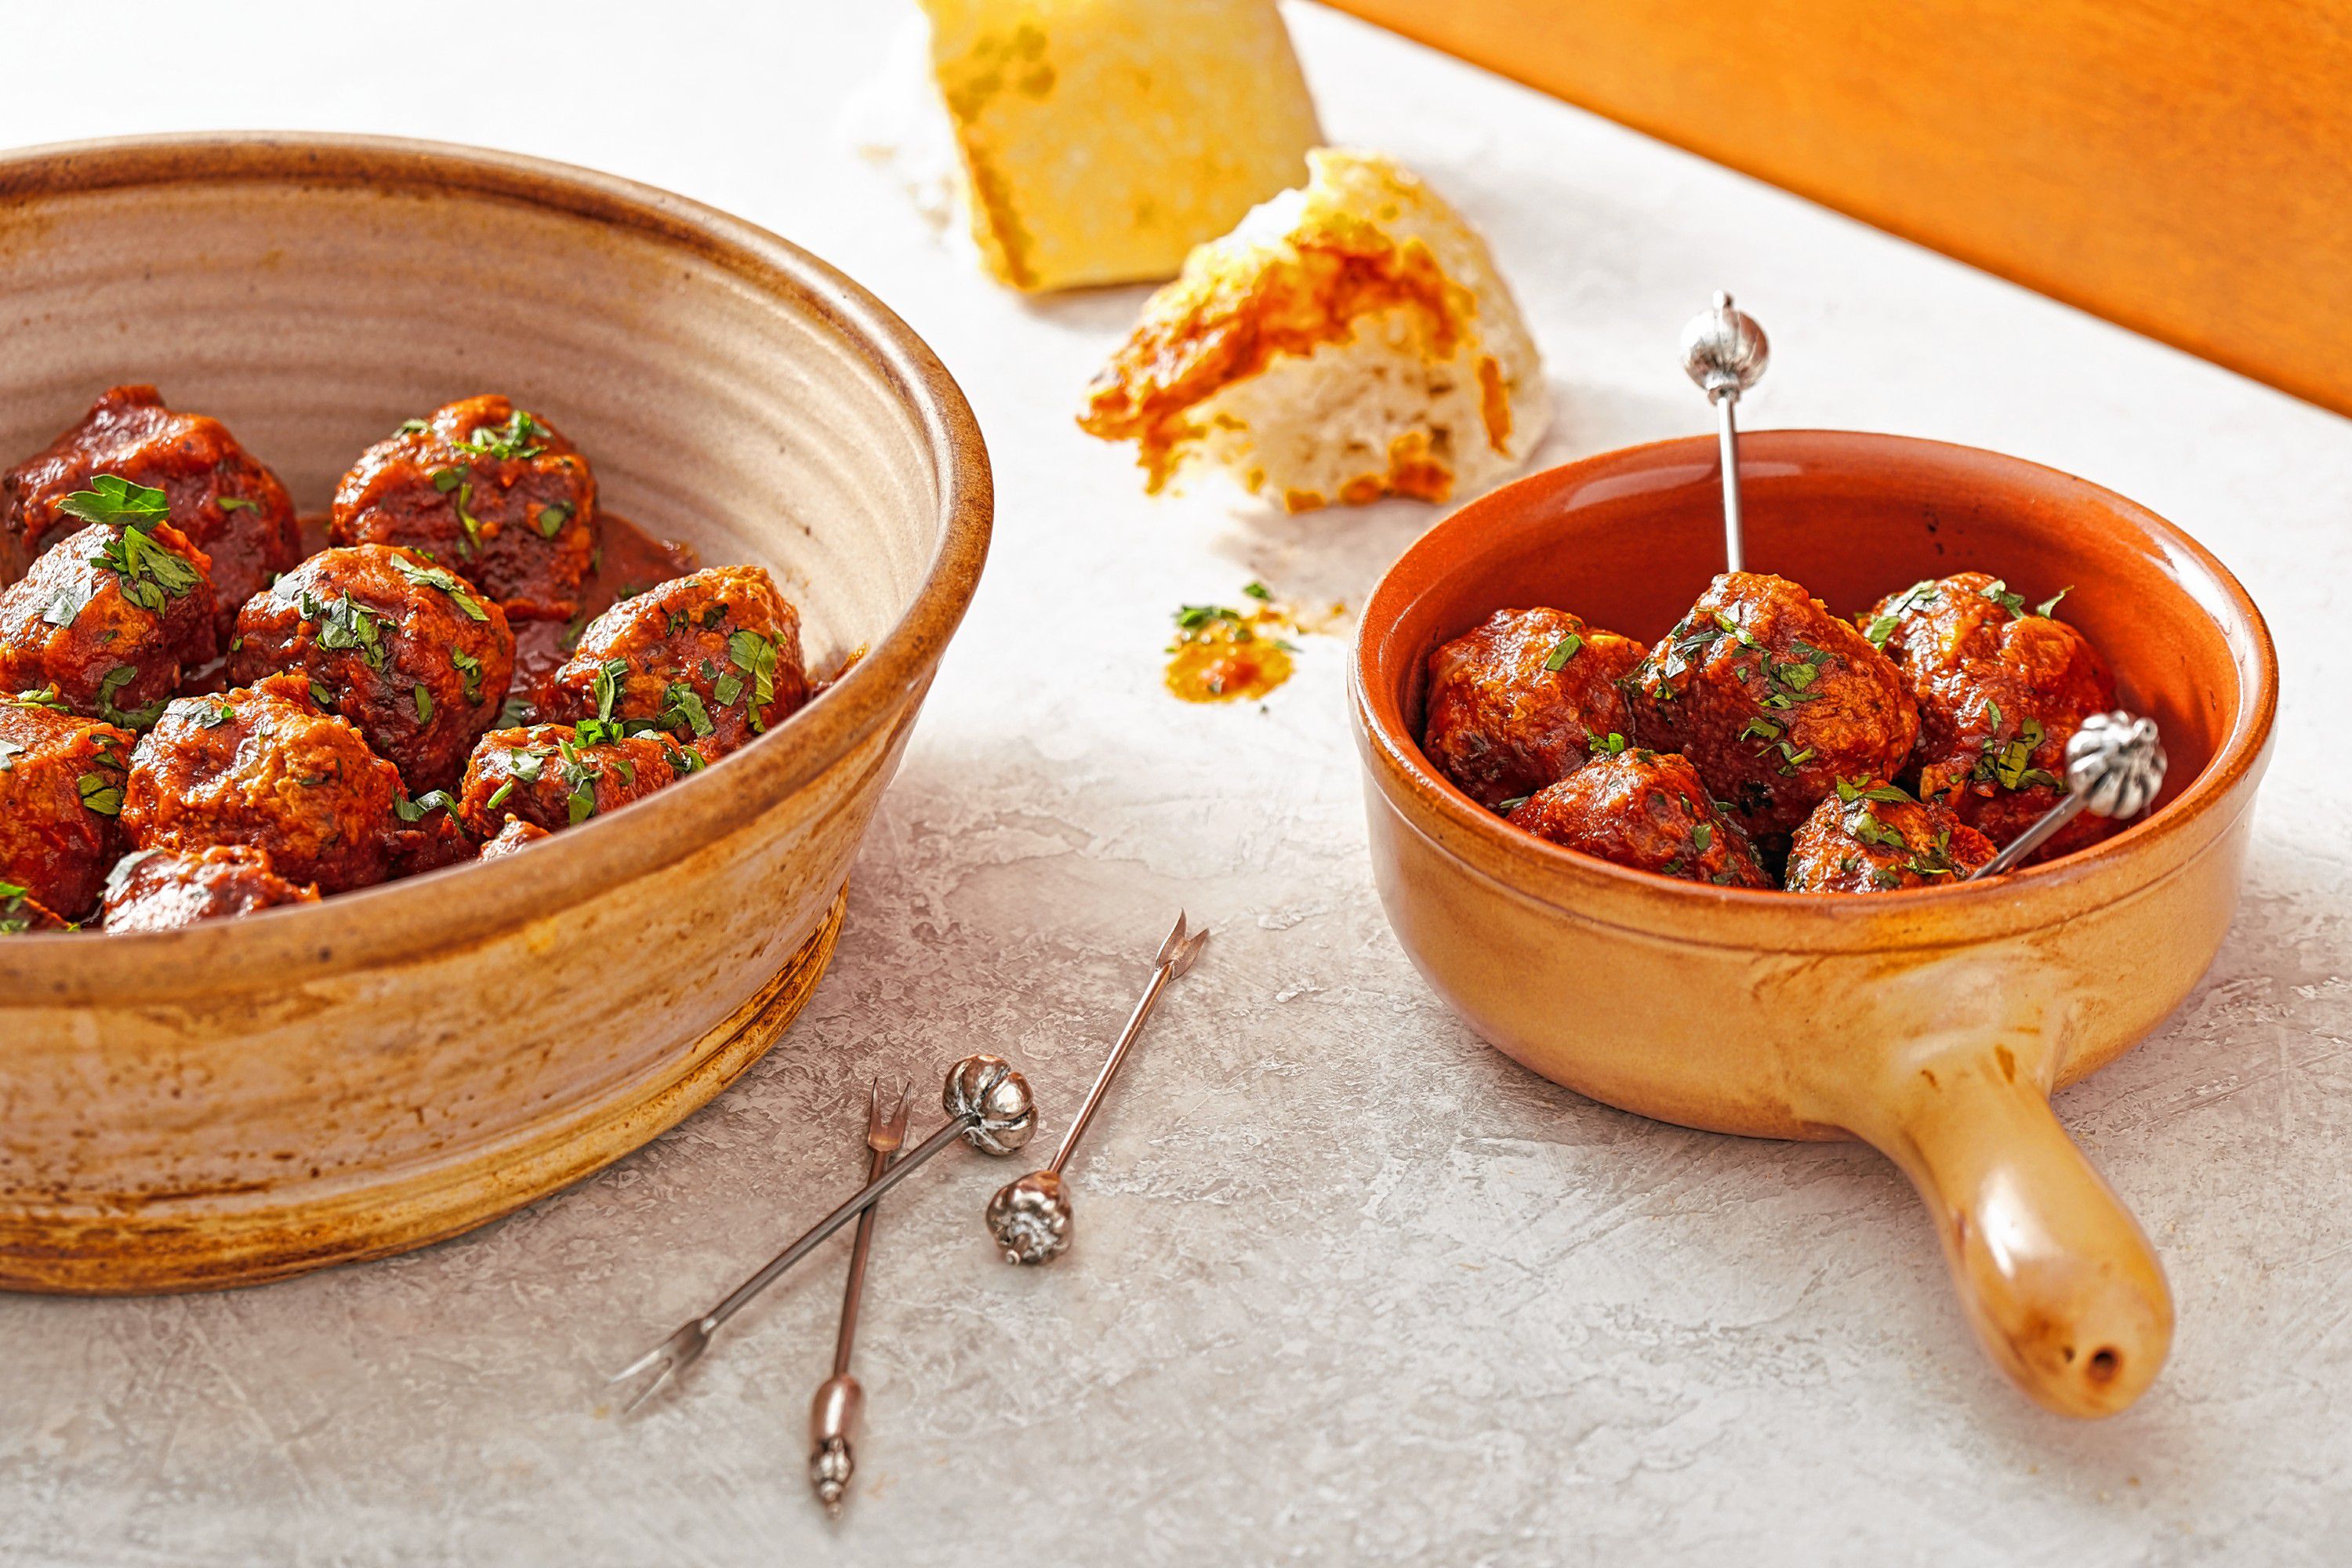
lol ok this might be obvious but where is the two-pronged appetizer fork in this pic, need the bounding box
[807,1080,909,1515]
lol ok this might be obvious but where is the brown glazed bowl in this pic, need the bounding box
[1353,432,2275,1418]
[0,136,990,1293]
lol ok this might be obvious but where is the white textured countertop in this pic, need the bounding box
[2,5,2346,1565]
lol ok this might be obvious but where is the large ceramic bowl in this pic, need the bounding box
[0,135,991,1294]
[1353,432,2275,1417]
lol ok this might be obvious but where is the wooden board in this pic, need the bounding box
[1330,0,2352,416]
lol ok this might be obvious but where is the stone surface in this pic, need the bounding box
[2,5,2346,1565]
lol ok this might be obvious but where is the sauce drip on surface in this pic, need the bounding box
[1163,590,1343,703]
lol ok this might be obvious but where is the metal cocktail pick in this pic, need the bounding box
[1969,710,2167,878]
[808,1079,909,1516]
[606,1055,1036,1415]
[1679,291,1770,573]
[985,911,1210,1265]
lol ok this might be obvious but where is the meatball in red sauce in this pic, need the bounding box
[1,386,299,636]
[1421,607,1646,811]
[100,844,321,931]
[121,672,405,895]
[1629,572,1918,840]
[330,397,596,622]
[230,545,514,793]
[1864,572,2116,862]
[1784,779,1998,893]
[0,696,134,920]
[456,723,697,840]
[477,816,551,860]
[1507,746,1773,888]
[0,513,217,726]
[547,565,809,761]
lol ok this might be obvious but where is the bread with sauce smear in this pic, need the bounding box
[923,0,1321,292]
[1079,147,1551,512]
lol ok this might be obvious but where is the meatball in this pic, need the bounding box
[547,566,810,760]
[1,385,299,636]
[1629,572,1918,840]
[1863,572,2117,861]
[121,672,405,895]
[100,844,320,931]
[329,395,596,622]
[1784,780,1998,893]
[0,696,135,919]
[1506,746,1773,887]
[387,789,477,879]
[0,518,217,725]
[1421,607,1646,810]
[477,816,551,859]
[456,723,698,839]
[230,544,515,792]
[1,881,71,933]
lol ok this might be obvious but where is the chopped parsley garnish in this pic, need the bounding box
[1691,822,1713,852]
[58,474,169,530]
[5,684,70,713]
[451,647,485,705]
[390,557,490,622]
[89,521,201,612]
[40,581,91,628]
[452,408,546,461]
[77,769,123,816]
[1493,794,1531,814]
[1175,604,1242,632]
[1543,633,1583,671]
[1980,712,2061,791]
[218,495,258,514]
[558,611,587,653]
[1585,731,1628,756]
[503,747,547,783]
[575,658,631,746]
[0,878,38,934]
[452,483,482,555]
[411,684,433,723]
[556,737,600,823]
[393,789,459,822]
[2035,586,2072,618]
[399,417,430,434]
[535,502,573,539]
[308,678,334,709]
[665,742,705,777]
[315,594,388,668]
[497,693,536,728]
[657,680,714,739]
[1864,580,1939,648]
[485,779,515,811]
[431,466,465,494]
[722,630,779,731]
[94,665,165,728]
[1242,581,1272,601]
[1835,779,1915,804]
[198,702,236,728]
[1976,579,2028,618]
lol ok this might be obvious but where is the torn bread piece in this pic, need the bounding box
[1079,147,1551,512]
[924,0,1321,292]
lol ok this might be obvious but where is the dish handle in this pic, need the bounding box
[1817,1032,2171,1417]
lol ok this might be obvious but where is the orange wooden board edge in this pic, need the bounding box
[1330,0,2352,419]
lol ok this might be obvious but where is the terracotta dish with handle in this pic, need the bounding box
[0,135,991,1294]
[1352,431,2275,1417]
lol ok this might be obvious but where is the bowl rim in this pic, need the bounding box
[1352,429,2278,946]
[0,132,993,991]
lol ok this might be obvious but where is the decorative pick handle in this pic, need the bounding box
[1970,710,2167,878]
[1679,292,1769,574]
[984,912,1210,1265]
[808,1079,910,1516]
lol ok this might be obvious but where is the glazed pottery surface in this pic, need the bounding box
[1352,432,2275,1417]
[0,136,992,1293]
